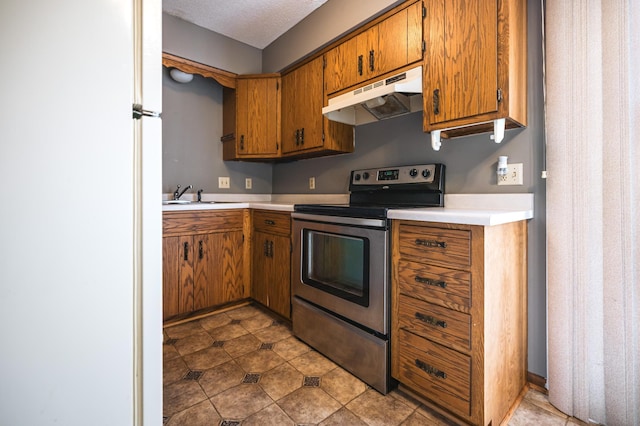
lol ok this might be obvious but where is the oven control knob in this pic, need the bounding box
[362,172,370,180]
[409,168,418,177]
[354,173,361,181]
[422,169,431,178]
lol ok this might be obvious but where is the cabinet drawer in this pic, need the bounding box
[398,294,471,351]
[253,210,291,235]
[398,224,471,268]
[397,329,471,417]
[397,259,471,310]
[163,210,244,236]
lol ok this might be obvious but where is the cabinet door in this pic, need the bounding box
[252,230,270,306]
[356,26,379,82]
[213,230,245,305]
[281,57,324,155]
[325,36,358,94]
[162,235,194,319]
[236,77,280,157]
[280,70,299,154]
[377,2,423,75]
[193,234,214,311]
[424,0,498,125]
[296,57,324,152]
[268,233,291,319]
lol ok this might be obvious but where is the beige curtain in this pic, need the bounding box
[545,0,639,424]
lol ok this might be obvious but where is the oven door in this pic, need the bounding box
[291,213,389,335]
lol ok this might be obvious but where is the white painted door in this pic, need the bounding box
[0,0,162,424]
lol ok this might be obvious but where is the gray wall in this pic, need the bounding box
[162,14,272,194]
[270,0,547,378]
[163,13,262,74]
[263,0,402,72]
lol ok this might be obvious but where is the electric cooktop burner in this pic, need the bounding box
[294,163,445,219]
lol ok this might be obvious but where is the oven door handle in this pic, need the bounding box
[291,212,387,228]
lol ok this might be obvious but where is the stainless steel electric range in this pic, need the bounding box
[290,163,445,394]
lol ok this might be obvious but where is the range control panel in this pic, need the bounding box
[351,164,437,186]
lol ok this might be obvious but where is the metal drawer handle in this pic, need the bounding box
[415,359,447,379]
[415,239,447,249]
[264,219,276,226]
[415,275,447,289]
[415,312,447,328]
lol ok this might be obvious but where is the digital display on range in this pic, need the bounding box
[378,169,399,181]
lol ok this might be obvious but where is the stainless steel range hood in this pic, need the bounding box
[322,66,423,126]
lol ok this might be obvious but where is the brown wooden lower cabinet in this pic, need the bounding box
[391,220,528,425]
[251,210,291,319]
[162,210,246,321]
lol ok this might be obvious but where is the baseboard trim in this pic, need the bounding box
[527,371,547,393]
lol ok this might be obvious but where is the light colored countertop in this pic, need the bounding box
[162,193,533,226]
[387,193,534,226]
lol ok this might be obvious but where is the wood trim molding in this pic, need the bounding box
[162,52,237,89]
[528,371,547,393]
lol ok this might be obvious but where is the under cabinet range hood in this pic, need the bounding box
[322,66,423,126]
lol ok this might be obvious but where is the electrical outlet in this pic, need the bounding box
[218,177,230,189]
[498,163,524,185]
[245,178,252,189]
[309,177,316,190]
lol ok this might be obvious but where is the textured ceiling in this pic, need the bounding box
[162,0,330,49]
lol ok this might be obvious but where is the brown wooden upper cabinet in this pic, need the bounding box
[281,57,354,158]
[324,0,423,96]
[222,74,281,160]
[423,0,527,137]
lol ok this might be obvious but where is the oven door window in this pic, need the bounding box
[302,229,369,307]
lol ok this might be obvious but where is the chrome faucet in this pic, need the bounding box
[197,189,204,202]
[174,184,192,200]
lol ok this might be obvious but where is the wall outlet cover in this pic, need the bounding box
[309,177,316,190]
[245,178,252,189]
[498,163,524,186]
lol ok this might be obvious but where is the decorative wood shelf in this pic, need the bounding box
[162,52,237,89]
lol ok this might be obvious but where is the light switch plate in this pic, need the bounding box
[218,177,230,189]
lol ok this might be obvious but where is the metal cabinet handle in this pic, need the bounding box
[358,55,363,76]
[240,134,245,150]
[415,239,447,249]
[198,240,204,260]
[369,49,375,71]
[415,359,447,379]
[183,242,189,261]
[295,129,300,145]
[268,240,274,258]
[264,219,276,226]
[415,275,447,289]
[433,89,440,115]
[415,312,447,328]
[300,128,304,145]
[263,240,269,257]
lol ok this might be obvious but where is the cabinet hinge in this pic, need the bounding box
[276,81,279,91]
[322,132,325,142]
[323,56,326,69]
[422,40,426,54]
[497,88,503,102]
[422,5,426,19]
[242,234,245,243]
[276,143,279,150]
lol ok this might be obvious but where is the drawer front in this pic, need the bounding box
[398,224,471,268]
[398,294,471,351]
[397,259,471,310]
[253,210,291,235]
[163,210,244,236]
[397,329,471,417]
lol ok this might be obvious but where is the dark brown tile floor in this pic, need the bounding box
[163,303,580,425]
